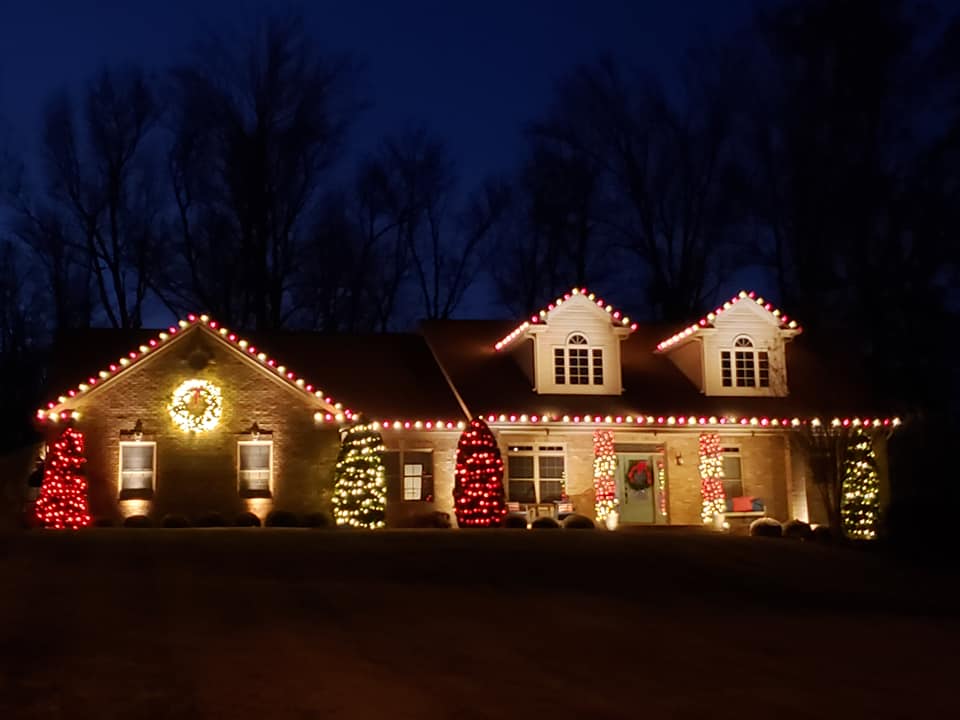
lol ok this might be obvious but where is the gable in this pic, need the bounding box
[38,314,343,425]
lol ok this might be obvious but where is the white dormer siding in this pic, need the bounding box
[526,293,629,395]
[701,300,789,397]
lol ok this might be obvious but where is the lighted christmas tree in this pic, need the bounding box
[593,430,619,526]
[698,433,726,523]
[453,418,507,527]
[35,427,92,530]
[332,422,387,528]
[841,429,880,540]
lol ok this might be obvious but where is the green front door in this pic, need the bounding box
[616,453,667,524]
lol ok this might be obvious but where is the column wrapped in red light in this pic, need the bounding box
[35,427,92,530]
[593,430,618,523]
[698,432,725,523]
[453,417,507,527]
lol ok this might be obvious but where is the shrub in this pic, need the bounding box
[265,510,299,528]
[562,514,595,529]
[502,514,528,529]
[234,511,262,527]
[194,512,226,528]
[811,525,833,544]
[93,517,115,528]
[304,512,334,529]
[531,516,560,529]
[161,514,190,528]
[782,519,813,540]
[409,511,452,528]
[749,517,782,538]
[123,515,152,528]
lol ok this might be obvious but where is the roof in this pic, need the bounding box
[422,319,892,423]
[40,316,464,424]
[494,287,638,351]
[655,290,801,352]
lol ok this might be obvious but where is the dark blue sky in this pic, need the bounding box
[1,0,758,187]
[0,0,763,322]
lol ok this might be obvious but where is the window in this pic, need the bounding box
[119,441,155,498]
[721,447,743,498]
[238,441,272,497]
[721,337,769,388]
[507,444,565,504]
[385,450,434,501]
[553,334,604,386]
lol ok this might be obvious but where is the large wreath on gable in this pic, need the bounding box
[625,459,653,492]
[168,379,223,433]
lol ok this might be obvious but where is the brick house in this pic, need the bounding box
[36,289,898,528]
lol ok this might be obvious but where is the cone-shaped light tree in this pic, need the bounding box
[35,427,92,530]
[841,429,880,540]
[453,417,507,527]
[332,422,387,528]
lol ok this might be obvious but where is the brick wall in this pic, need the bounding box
[59,327,340,524]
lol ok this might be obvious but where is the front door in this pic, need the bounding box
[616,453,667,524]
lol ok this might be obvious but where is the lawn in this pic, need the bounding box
[1,529,956,719]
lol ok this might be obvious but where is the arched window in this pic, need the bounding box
[721,336,769,388]
[554,333,603,386]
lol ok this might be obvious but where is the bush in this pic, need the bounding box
[782,519,812,540]
[161,514,190,528]
[502,514,528,529]
[811,525,833,544]
[123,515,152,528]
[93,517,115,528]
[194,512,226,528]
[531,516,560,529]
[749,517,782,538]
[265,510,300,528]
[304,512,334,529]
[562,514,595,529]
[234,512,262,527]
[409,511,451,528]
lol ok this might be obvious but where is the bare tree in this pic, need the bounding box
[164,13,358,329]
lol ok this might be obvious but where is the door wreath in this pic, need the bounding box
[625,459,653,491]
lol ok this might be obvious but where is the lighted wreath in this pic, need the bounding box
[168,379,223,433]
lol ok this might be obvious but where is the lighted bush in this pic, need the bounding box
[562,514,595,529]
[161,513,190,528]
[265,510,300,527]
[123,515,152,528]
[503,514,528,529]
[234,512,261,527]
[304,512,334,529]
[194,511,226,527]
[531,516,560,529]
[749,517,782,538]
[782,519,813,540]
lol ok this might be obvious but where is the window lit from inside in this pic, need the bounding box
[721,337,769,388]
[119,441,155,499]
[507,445,565,504]
[553,334,603,386]
[385,450,434,501]
[238,441,272,497]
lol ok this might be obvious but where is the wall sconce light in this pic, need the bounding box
[249,422,261,440]
[133,419,143,442]
[675,451,684,466]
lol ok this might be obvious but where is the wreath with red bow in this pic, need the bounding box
[625,459,653,491]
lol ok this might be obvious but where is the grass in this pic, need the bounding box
[1,528,957,719]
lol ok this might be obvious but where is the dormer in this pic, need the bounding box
[655,291,802,397]
[494,288,636,395]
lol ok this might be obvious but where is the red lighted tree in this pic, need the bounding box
[454,417,507,527]
[35,427,92,530]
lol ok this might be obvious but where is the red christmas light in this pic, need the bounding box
[453,418,507,527]
[698,433,726,523]
[35,427,92,530]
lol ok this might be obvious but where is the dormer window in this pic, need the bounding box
[721,336,769,388]
[554,334,603,386]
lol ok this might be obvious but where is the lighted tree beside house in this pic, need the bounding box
[841,430,881,540]
[35,427,91,530]
[332,422,387,529]
[453,418,507,527]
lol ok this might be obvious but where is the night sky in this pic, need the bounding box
[0,0,760,321]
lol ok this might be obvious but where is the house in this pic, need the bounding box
[34,288,899,529]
